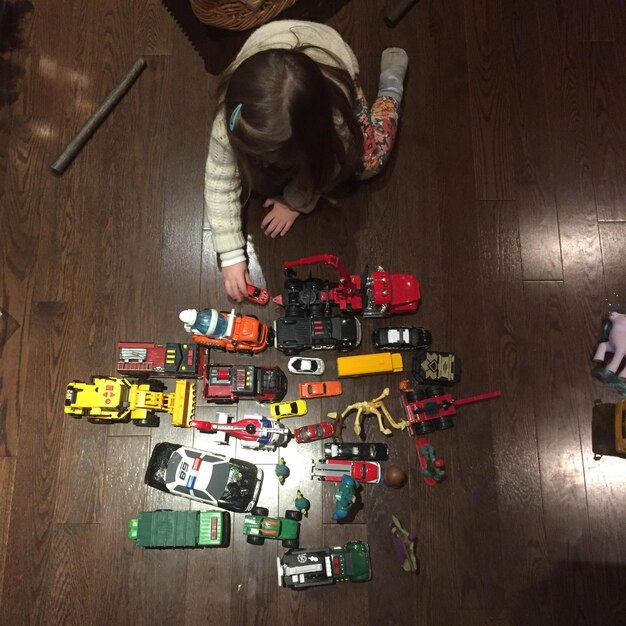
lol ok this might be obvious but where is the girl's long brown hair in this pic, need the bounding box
[217,45,362,206]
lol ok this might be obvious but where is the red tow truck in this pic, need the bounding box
[272,254,420,318]
[399,380,500,436]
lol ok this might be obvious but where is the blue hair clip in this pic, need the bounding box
[229,103,242,131]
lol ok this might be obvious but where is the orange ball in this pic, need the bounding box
[384,464,406,488]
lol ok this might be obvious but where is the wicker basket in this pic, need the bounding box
[189,0,297,30]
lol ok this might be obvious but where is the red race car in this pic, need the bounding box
[246,284,270,306]
[311,459,381,484]
[294,421,337,443]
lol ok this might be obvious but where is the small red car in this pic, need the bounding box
[298,381,343,399]
[294,421,337,443]
[246,284,270,306]
[311,459,381,484]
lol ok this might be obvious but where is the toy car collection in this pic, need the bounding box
[311,459,381,483]
[202,364,287,403]
[298,381,343,399]
[323,442,389,461]
[64,376,195,427]
[144,442,263,513]
[287,356,326,375]
[274,314,362,355]
[117,342,206,377]
[243,507,302,548]
[128,510,229,549]
[399,380,501,436]
[277,541,372,589]
[336,352,404,378]
[190,414,291,451]
[273,254,420,317]
[180,308,272,354]
[294,421,337,443]
[270,400,308,419]
[373,326,432,351]
[64,250,498,592]
[412,350,461,386]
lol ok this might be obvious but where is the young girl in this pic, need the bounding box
[205,20,408,301]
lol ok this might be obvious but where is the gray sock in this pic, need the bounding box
[378,48,409,103]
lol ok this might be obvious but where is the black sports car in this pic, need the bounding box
[372,326,432,351]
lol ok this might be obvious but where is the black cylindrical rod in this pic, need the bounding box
[51,57,147,175]
[385,0,420,28]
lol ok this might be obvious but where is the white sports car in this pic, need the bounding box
[287,357,325,376]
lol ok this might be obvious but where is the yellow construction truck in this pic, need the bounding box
[64,376,195,427]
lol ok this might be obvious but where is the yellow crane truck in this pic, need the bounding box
[64,376,195,427]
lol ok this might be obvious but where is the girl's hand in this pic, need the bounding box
[221,262,250,302]
[261,197,300,237]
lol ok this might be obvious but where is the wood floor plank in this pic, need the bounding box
[430,0,507,614]
[585,42,626,221]
[500,0,562,280]
[0,457,16,598]
[464,0,515,200]
[523,281,598,622]
[476,200,553,624]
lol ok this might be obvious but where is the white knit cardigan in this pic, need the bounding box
[204,20,360,267]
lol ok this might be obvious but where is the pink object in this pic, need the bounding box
[593,312,626,379]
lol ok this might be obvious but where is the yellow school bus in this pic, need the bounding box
[337,352,404,378]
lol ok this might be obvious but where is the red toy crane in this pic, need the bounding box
[273,254,420,317]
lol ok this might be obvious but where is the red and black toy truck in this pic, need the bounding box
[399,380,500,436]
[117,342,207,378]
[203,365,287,404]
[273,254,420,318]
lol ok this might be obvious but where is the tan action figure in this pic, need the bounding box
[328,387,408,437]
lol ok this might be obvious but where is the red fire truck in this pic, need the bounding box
[117,342,207,378]
[203,364,287,404]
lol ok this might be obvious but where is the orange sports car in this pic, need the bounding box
[298,381,343,399]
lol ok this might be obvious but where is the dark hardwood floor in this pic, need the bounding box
[1,0,626,624]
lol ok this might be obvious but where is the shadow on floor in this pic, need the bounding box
[0,0,33,106]
[161,0,352,74]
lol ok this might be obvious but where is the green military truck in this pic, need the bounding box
[128,509,229,548]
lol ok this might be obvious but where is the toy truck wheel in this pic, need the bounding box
[134,414,160,427]
[247,535,265,546]
[87,418,114,425]
[404,390,420,403]
[413,421,436,436]
[416,328,433,348]
[425,386,445,397]
[144,379,167,392]
[282,538,299,549]
[434,416,453,431]
[285,510,303,521]
[250,506,269,517]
